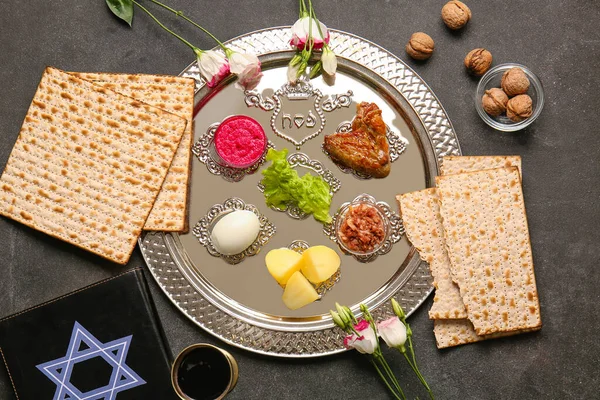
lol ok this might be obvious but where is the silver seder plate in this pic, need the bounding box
[139,27,461,358]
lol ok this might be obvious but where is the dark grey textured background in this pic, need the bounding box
[1,1,599,399]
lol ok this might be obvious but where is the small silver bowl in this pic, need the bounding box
[335,199,390,257]
[475,63,544,132]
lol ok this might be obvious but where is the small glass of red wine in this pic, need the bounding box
[171,344,238,400]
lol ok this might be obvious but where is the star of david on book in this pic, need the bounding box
[36,322,146,400]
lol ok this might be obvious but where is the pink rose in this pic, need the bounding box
[228,51,263,90]
[377,317,407,348]
[290,16,330,51]
[343,319,378,354]
[195,49,230,88]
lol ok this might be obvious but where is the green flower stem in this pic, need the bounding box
[148,0,228,52]
[299,0,308,17]
[308,0,327,49]
[376,351,406,400]
[131,0,197,51]
[409,336,418,368]
[402,352,434,400]
[370,359,403,400]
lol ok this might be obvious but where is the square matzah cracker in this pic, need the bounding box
[71,72,195,232]
[0,67,187,264]
[398,189,467,320]
[441,155,522,176]
[436,167,541,335]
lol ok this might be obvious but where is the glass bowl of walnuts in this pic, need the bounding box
[475,63,544,132]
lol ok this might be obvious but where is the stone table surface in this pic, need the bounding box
[0,1,598,399]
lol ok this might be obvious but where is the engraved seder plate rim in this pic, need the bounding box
[139,27,461,358]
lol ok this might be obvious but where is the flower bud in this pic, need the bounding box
[321,47,337,76]
[289,53,303,67]
[297,60,308,78]
[330,310,346,330]
[360,303,374,324]
[391,298,406,320]
[309,61,323,79]
[343,306,357,324]
[335,303,351,325]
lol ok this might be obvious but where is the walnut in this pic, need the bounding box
[482,88,508,117]
[464,48,492,76]
[442,1,472,30]
[405,32,434,60]
[501,67,530,97]
[506,94,533,122]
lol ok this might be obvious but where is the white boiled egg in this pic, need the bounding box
[210,210,261,256]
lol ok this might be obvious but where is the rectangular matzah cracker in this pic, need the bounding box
[70,72,195,232]
[441,155,522,176]
[436,167,541,335]
[0,67,187,264]
[434,319,540,349]
[398,189,467,320]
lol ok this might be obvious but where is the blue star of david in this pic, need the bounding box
[36,322,146,400]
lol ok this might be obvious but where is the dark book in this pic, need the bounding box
[0,268,178,400]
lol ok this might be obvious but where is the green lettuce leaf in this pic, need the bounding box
[262,149,332,224]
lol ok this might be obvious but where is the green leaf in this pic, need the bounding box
[106,0,134,26]
[261,148,332,224]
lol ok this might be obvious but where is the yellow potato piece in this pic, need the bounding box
[282,271,319,310]
[265,248,302,286]
[299,245,341,284]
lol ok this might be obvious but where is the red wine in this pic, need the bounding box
[176,346,231,400]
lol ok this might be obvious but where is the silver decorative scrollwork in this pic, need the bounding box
[244,90,276,110]
[192,198,276,265]
[191,122,274,182]
[323,194,405,263]
[257,152,341,220]
[321,91,353,112]
[245,78,353,150]
[324,121,409,180]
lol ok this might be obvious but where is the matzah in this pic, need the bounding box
[398,189,467,320]
[70,72,195,232]
[0,67,187,264]
[441,155,522,176]
[436,167,541,335]
[434,319,539,349]
[433,319,485,348]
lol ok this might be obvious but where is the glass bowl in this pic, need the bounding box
[475,63,544,132]
[335,199,390,257]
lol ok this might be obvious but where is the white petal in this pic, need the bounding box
[291,17,307,38]
[322,48,337,75]
[287,63,300,83]
[198,50,226,76]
